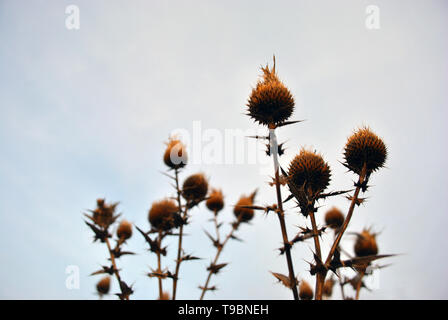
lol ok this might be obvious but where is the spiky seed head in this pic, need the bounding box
[299,280,314,300]
[324,207,345,229]
[182,173,209,202]
[206,188,224,213]
[323,278,335,297]
[96,276,111,296]
[158,291,170,300]
[288,149,331,194]
[92,198,118,229]
[233,191,257,223]
[344,127,387,175]
[117,220,133,240]
[148,199,180,231]
[163,137,188,169]
[247,58,294,127]
[354,230,378,257]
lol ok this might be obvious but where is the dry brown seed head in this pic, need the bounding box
[92,198,118,229]
[288,149,331,194]
[96,276,111,295]
[323,278,335,297]
[233,191,257,223]
[117,220,133,240]
[148,199,180,231]
[158,291,170,300]
[324,207,345,229]
[354,229,378,257]
[206,188,225,213]
[299,280,314,300]
[163,137,188,170]
[344,127,387,175]
[182,173,209,202]
[247,58,294,126]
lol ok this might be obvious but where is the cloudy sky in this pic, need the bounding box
[0,0,447,299]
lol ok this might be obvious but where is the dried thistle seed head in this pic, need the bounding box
[323,278,335,297]
[206,188,224,213]
[233,191,257,222]
[247,58,294,127]
[117,220,133,240]
[163,137,188,170]
[96,276,111,296]
[324,207,345,229]
[344,127,387,175]
[148,199,180,231]
[182,173,209,202]
[158,291,170,300]
[92,198,119,229]
[299,280,314,300]
[354,230,378,257]
[288,149,331,194]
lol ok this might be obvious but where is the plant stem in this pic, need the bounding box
[355,270,365,300]
[172,168,184,300]
[156,230,163,299]
[105,237,128,300]
[199,218,241,300]
[308,210,323,300]
[316,163,368,298]
[269,128,299,300]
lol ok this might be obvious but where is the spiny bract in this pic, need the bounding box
[344,127,387,175]
[288,149,331,194]
[247,58,294,127]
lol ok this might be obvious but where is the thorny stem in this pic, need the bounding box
[308,210,323,300]
[172,168,183,300]
[317,163,368,298]
[156,230,163,299]
[269,128,299,300]
[355,270,366,300]
[199,216,242,300]
[105,237,128,300]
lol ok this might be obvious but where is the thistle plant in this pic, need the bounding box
[199,190,256,300]
[84,199,134,300]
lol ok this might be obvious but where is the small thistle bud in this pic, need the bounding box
[344,127,387,175]
[324,207,345,229]
[96,276,111,296]
[233,191,257,222]
[182,173,209,202]
[92,198,119,229]
[323,278,335,297]
[299,280,314,300]
[163,137,188,170]
[288,149,331,195]
[206,188,224,213]
[148,199,181,231]
[247,58,294,127]
[158,291,170,300]
[117,220,133,240]
[354,230,378,257]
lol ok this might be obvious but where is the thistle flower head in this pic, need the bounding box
[96,276,111,296]
[344,127,387,175]
[354,229,378,257]
[324,207,345,230]
[288,149,331,195]
[148,199,181,231]
[299,280,314,300]
[233,191,257,223]
[323,278,335,297]
[206,188,224,213]
[182,173,209,202]
[247,57,294,127]
[90,198,120,229]
[117,220,133,240]
[163,137,188,170]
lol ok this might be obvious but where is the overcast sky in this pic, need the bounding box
[1,0,447,299]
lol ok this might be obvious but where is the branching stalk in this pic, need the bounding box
[105,237,128,300]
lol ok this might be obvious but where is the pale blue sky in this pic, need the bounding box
[0,0,447,299]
